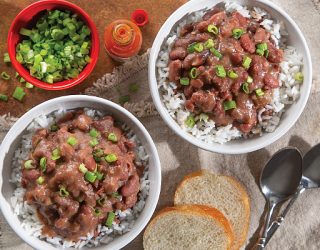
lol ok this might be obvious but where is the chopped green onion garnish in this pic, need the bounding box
[105,154,118,163]
[4,53,10,63]
[224,100,237,111]
[256,48,264,56]
[89,138,99,147]
[93,148,104,162]
[12,87,26,102]
[107,133,118,142]
[96,172,104,181]
[189,67,199,79]
[93,208,102,216]
[129,83,139,93]
[232,28,245,39]
[119,95,130,105]
[40,157,47,172]
[204,39,214,49]
[194,43,204,53]
[36,176,44,185]
[199,113,209,122]
[79,163,88,174]
[294,72,304,82]
[207,24,219,34]
[265,49,269,58]
[111,192,121,199]
[50,124,59,132]
[85,171,97,183]
[255,88,265,97]
[247,76,253,83]
[97,197,105,206]
[24,160,34,169]
[19,77,26,83]
[0,94,8,102]
[242,83,250,94]
[19,28,32,36]
[210,48,223,59]
[51,148,61,160]
[59,186,69,197]
[1,72,10,80]
[215,65,226,78]
[257,43,268,51]
[67,136,77,146]
[89,128,100,138]
[105,211,115,227]
[187,43,197,53]
[227,70,238,79]
[180,77,190,86]
[185,115,195,128]
[25,82,34,89]
[242,56,252,69]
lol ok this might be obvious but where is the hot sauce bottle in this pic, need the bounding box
[104,19,143,62]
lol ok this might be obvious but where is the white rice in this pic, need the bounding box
[157,1,304,143]
[10,108,150,248]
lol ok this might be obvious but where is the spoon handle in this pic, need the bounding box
[265,187,305,245]
[254,202,277,250]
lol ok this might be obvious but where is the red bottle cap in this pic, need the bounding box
[131,9,149,27]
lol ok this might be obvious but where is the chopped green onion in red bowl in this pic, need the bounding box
[7,0,99,90]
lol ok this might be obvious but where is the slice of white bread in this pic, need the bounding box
[143,205,234,250]
[174,170,250,249]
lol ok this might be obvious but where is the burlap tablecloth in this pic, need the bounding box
[1,0,320,249]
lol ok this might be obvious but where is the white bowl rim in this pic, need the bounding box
[149,0,313,154]
[0,95,161,250]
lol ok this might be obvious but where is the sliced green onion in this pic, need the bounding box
[256,48,264,56]
[187,43,197,53]
[24,160,34,169]
[67,136,77,146]
[93,208,102,216]
[40,157,47,172]
[129,83,139,93]
[232,28,245,39]
[112,192,121,199]
[185,115,195,128]
[189,67,199,79]
[97,197,105,206]
[89,128,100,138]
[0,94,8,102]
[294,72,304,82]
[255,88,265,97]
[79,163,88,174]
[119,95,130,105]
[107,133,118,143]
[242,56,252,70]
[51,148,61,160]
[36,176,44,185]
[223,100,237,111]
[242,83,250,94]
[93,148,104,162]
[105,211,115,227]
[19,77,26,83]
[19,28,32,37]
[227,70,238,79]
[50,124,59,132]
[95,172,104,181]
[85,171,97,183]
[180,77,190,86]
[207,24,219,34]
[193,43,204,53]
[257,43,268,51]
[25,82,34,89]
[105,154,118,163]
[59,186,69,197]
[12,87,26,102]
[215,65,226,78]
[210,48,223,59]
[4,53,10,63]
[247,76,253,83]
[204,39,214,49]
[265,49,269,58]
[1,72,10,80]
[89,138,99,147]
[199,113,209,122]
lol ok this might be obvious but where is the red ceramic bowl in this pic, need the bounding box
[7,0,99,90]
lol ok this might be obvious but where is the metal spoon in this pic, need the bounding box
[265,143,320,245]
[254,147,303,250]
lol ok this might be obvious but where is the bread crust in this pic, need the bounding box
[143,204,234,250]
[174,170,250,249]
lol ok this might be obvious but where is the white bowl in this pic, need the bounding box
[0,95,161,250]
[149,0,312,154]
